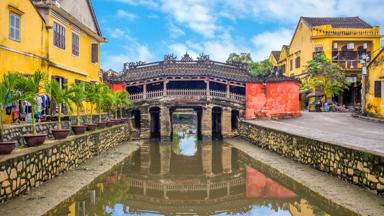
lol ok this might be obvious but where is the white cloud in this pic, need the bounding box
[161,0,217,38]
[169,23,185,39]
[251,28,293,61]
[102,45,154,71]
[106,28,125,39]
[115,0,159,8]
[116,9,137,21]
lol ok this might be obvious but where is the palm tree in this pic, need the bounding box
[69,82,86,126]
[0,72,22,142]
[94,83,109,123]
[115,91,132,119]
[15,71,46,135]
[45,79,73,130]
[84,82,98,124]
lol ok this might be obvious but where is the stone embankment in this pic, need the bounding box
[239,121,384,195]
[0,124,130,202]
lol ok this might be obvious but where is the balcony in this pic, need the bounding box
[331,51,371,70]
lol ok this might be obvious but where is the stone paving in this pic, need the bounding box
[226,138,384,216]
[245,112,384,156]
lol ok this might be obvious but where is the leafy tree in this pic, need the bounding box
[45,79,74,130]
[226,53,273,77]
[301,54,349,100]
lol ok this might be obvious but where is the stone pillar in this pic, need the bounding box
[140,107,150,139]
[222,107,232,137]
[226,81,230,98]
[206,79,210,96]
[201,105,212,138]
[143,81,147,99]
[201,143,212,175]
[160,143,171,175]
[160,106,171,140]
[221,144,232,174]
[163,80,168,96]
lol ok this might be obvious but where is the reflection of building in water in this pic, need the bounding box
[59,143,330,216]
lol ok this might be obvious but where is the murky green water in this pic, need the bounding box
[45,114,355,216]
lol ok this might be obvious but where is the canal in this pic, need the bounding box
[44,112,356,216]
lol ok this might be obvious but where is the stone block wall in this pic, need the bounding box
[0,124,130,202]
[239,121,384,195]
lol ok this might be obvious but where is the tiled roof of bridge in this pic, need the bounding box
[113,54,254,82]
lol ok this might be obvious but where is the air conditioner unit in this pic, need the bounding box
[333,42,338,49]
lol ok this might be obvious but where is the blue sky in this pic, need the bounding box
[92,0,384,71]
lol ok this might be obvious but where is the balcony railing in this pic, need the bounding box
[129,89,245,103]
[331,51,371,70]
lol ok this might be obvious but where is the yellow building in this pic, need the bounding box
[0,0,106,122]
[366,48,384,118]
[1,0,105,83]
[270,17,382,107]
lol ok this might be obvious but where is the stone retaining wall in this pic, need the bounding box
[2,114,110,146]
[0,124,130,202]
[239,121,384,195]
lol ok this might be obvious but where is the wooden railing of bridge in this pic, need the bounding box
[129,89,245,103]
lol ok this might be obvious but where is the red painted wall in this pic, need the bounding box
[246,81,300,119]
[246,83,266,119]
[110,82,126,92]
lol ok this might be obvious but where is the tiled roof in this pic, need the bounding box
[271,51,281,61]
[302,17,372,29]
[114,60,253,82]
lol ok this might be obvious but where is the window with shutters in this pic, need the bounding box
[295,56,300,68]
[9,13,21,41]
[72,33,79,56]
[91,43,98,63]
[290,59,293,71]
[54,22,65,49]
[374,80,382,98]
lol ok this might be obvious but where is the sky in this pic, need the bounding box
[92,0,384,72]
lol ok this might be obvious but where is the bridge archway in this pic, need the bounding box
[131,109,141,129]
[212,107,222,139]
[231,110,239,131]
[149,107,161,138]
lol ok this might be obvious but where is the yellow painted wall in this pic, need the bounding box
[287,20,313,76]
[366,50,384,118]
[47,13,101,83]
[268,53,278,66]
[0,0,48,76]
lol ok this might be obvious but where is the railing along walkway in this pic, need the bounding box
[129,89,245,103]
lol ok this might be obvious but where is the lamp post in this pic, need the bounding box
[360,53,369,114]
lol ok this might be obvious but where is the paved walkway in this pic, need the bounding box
[245,112,384,156]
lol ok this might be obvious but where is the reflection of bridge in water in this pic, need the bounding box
[52,142,345,216]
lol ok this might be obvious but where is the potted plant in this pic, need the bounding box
[17,71,48,147]
[84,83,97,131]
[0,72,21,153]
[95,83,109,128]
[69,82,87,135]
[45,79,73,139]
